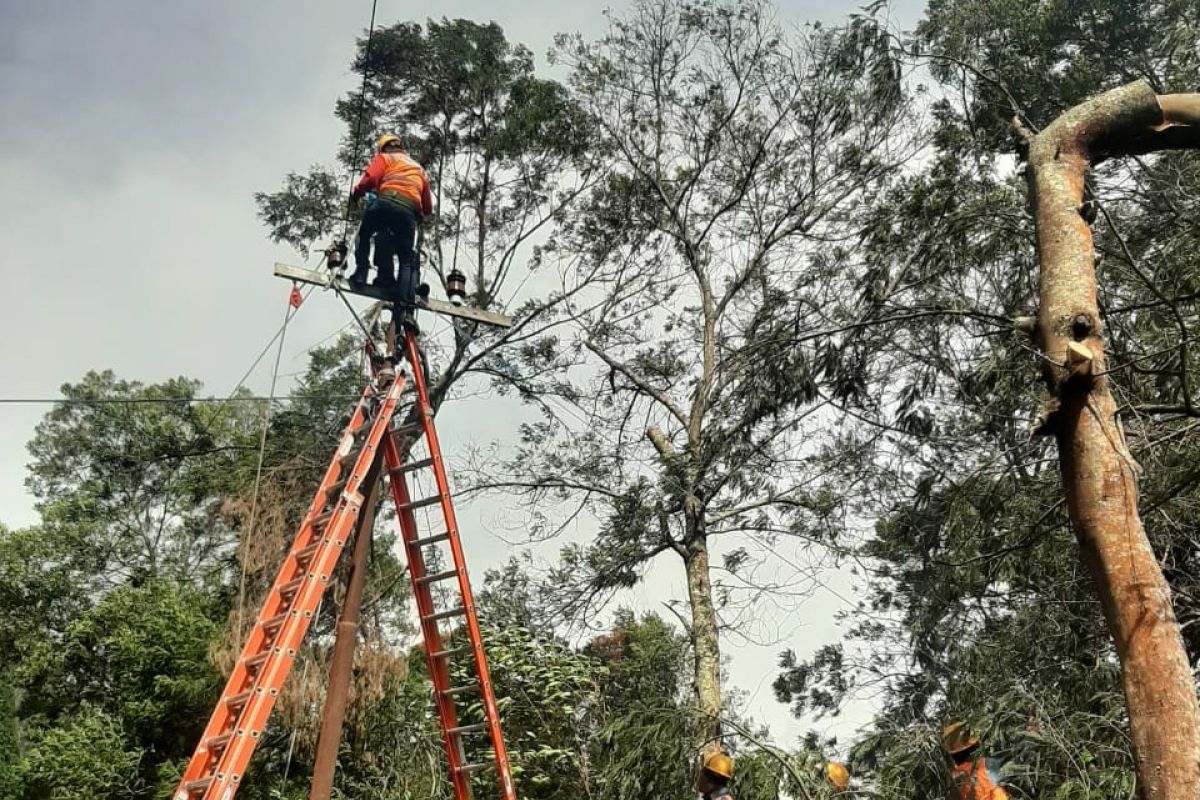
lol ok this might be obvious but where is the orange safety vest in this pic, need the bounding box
[354,151,432,215]
[377,152,427,206]
[949,759,1008,800]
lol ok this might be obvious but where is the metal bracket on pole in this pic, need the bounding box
[273,262,513,329]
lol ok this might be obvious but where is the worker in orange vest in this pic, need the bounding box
[695,751,735,800]
[942,722,1009,800]
[349,134,433,331]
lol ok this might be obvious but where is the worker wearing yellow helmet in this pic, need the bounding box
[349,133,433,332]
[942,722,1009,799]
[824,761,850,793]
[695,750,734,800]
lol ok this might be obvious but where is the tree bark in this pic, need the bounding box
[684,513,723,749]
[1025,79,1200,800]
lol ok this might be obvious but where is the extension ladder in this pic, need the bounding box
[175,331,515,800]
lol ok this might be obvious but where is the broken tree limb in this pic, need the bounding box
[1024,79,1200,800]
[1013,315,1037,334]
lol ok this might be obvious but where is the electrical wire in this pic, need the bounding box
[223,284,318,399]
[236,292,297,635]
[340,0,381,242]
[0,395,360,406]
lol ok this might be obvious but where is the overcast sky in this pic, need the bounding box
[0,0,924,757]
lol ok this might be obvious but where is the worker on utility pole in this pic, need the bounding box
[942,722,1009,799]
[349,133,433,332]
[695,751,735,800]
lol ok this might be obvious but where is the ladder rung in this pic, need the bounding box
[413,531,451,547]
[326,478,350,499]
[393,422,423,440]
[262,612,289,634]
[456,762,491,774]
[244,652,270,672]
[205,732,233,753]
[184,777,214,795]
[278,577,305,598]
[441,684,477,697]
[424,606,466,623]
[393,457,434,475]
[448,723,488,736]
[417,569,459,585]
[311,510,334,530]
[226,690,253,711]
[295,542,321,564]
[431,645,471,659]
[402,495,443,512]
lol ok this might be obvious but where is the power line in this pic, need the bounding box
[222,283,317,401]
[0,395,361,407]
[341,0,381,241]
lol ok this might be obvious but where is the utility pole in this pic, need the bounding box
[309,457,382,800]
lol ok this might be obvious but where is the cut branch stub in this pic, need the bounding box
[1013,315,1037,335]
[1065,340,1095,381]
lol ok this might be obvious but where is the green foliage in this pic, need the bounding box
[16,581,221,756]
[918,0,1200,147]
[586,612,694,800]
[25,370,252,590]
[473,625,600,798]
[776,1,1200,797]
[22,706,142,800]
[253,168,342,257]
[332,666,446,800]
[0,678,19,800]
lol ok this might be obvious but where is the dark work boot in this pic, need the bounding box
[372,268,395,289]
[398,307,420,335]
[348,264,369,289]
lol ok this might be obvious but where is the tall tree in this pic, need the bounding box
[24,371,253,590]
[488,0,913,747]
[776,1,1200,797]
[255,18,592,412]
[1020,79,1200,800]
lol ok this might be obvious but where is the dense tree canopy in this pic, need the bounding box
[4,2,1200,799]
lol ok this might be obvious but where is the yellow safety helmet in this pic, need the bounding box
[701,751,734,779]
[941,722,980,755]
[375,134,403,153]
[825,761,850,791]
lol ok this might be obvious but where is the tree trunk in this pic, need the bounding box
[1025,80,1200,800]
[684,514,723,749]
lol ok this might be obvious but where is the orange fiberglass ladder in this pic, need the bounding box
[175,331,516,800]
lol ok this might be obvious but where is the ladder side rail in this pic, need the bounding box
[219,373,408,790]
[403,333,517,800]
[382,432,472,799]
[225,381,378,702]
[179,384,376,794]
